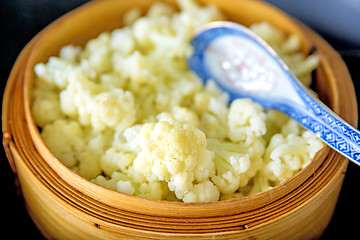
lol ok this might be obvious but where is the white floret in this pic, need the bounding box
[92,171,130,191]
[89,89,136,132]
[110,28,136,56]
[207,138,265,195]
[34,57,76,89]
[132,120,215,200]
[100,148,135,176]
[116,181,136,196]
[59,45,82,62]
[31,86,64,127]
[137,182,167,200]
[111,124,143,154]
[76,150,102,180]
[60,68,136,132]
[228,98,267,143]
[41,119,85,168]
[263,121,324,183]
[182,180,220,202]
[156,106,200,128]
[82,32,112,73]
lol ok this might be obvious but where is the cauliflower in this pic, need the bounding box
[59,45,82,63]
[263,110,290,144]
[89,89,136,132]
[92,171,134,193]
[31,80,64,127]
[32,0,322,202]
[81,32,112,73]
[41,119,85,168]
[75,150,102,180]
[208,138,264,195]
[60,68,136,132]
[246,171,273,196]
[34,57,76,89]
[156,106,200,127]
[100,148,136,176]
[110,28,136,56]
[263,119,323,184]
[228,98,267,143]
[111,124,142,154]
[132,120,217,201]
[182,180,220,202]
[41,118,112,179]
[92,171,168,200]
[196,81,230,140]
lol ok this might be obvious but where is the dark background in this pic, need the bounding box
[1,0,359,239]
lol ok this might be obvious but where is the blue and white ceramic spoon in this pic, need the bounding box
[188,21,360,166]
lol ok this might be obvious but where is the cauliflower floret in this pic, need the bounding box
[110,27,136,56]
[250,22,286,48]
[89,89,136,132]
[131,0,224,59]
[59,68,102,121]
[182,180,220,202]
[156,106,200,127]
[211,167,240,195]
[263,123,323,184]
[194,81,230,140]
[92,171,131,191]
[76,150,102,180]
[117,181,136,196]
[81,32,112,73]
[31,82,64,127]
[41,119,85,168]
[200,113,228,140]
[208,138,264,195]
[138,182,168,200]
[99,72,127,89]
[133,120,215,200]
[263,110,290,144]
[228,98,267,143]
[281,118,301,137]
[176,0,225,38]
[113,51,157,86]
[60,69,136,132]
[92,169,167,200]
[303,131,324,159]
[246,171,273,196]
[111,124,142,154]
[41,118,112,180]
[59,45,82,63]
[34,57,76,89]
[100,148,136,176]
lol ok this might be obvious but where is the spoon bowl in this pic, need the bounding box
[188,21,360,166]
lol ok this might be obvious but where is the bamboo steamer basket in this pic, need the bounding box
[2,0,358,239]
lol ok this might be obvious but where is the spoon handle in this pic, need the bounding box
[289,85,360,166]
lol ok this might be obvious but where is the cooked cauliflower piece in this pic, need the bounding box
[182,180,220,202]
[41,119,85,168]
[133,120,216,201]
[34,57,76,89]
[228,98,267,143]
[32,0,323,202]
[208,138,264,195]
[60,68,136,132]
[31,80,64,127]
[263,124,323,184]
